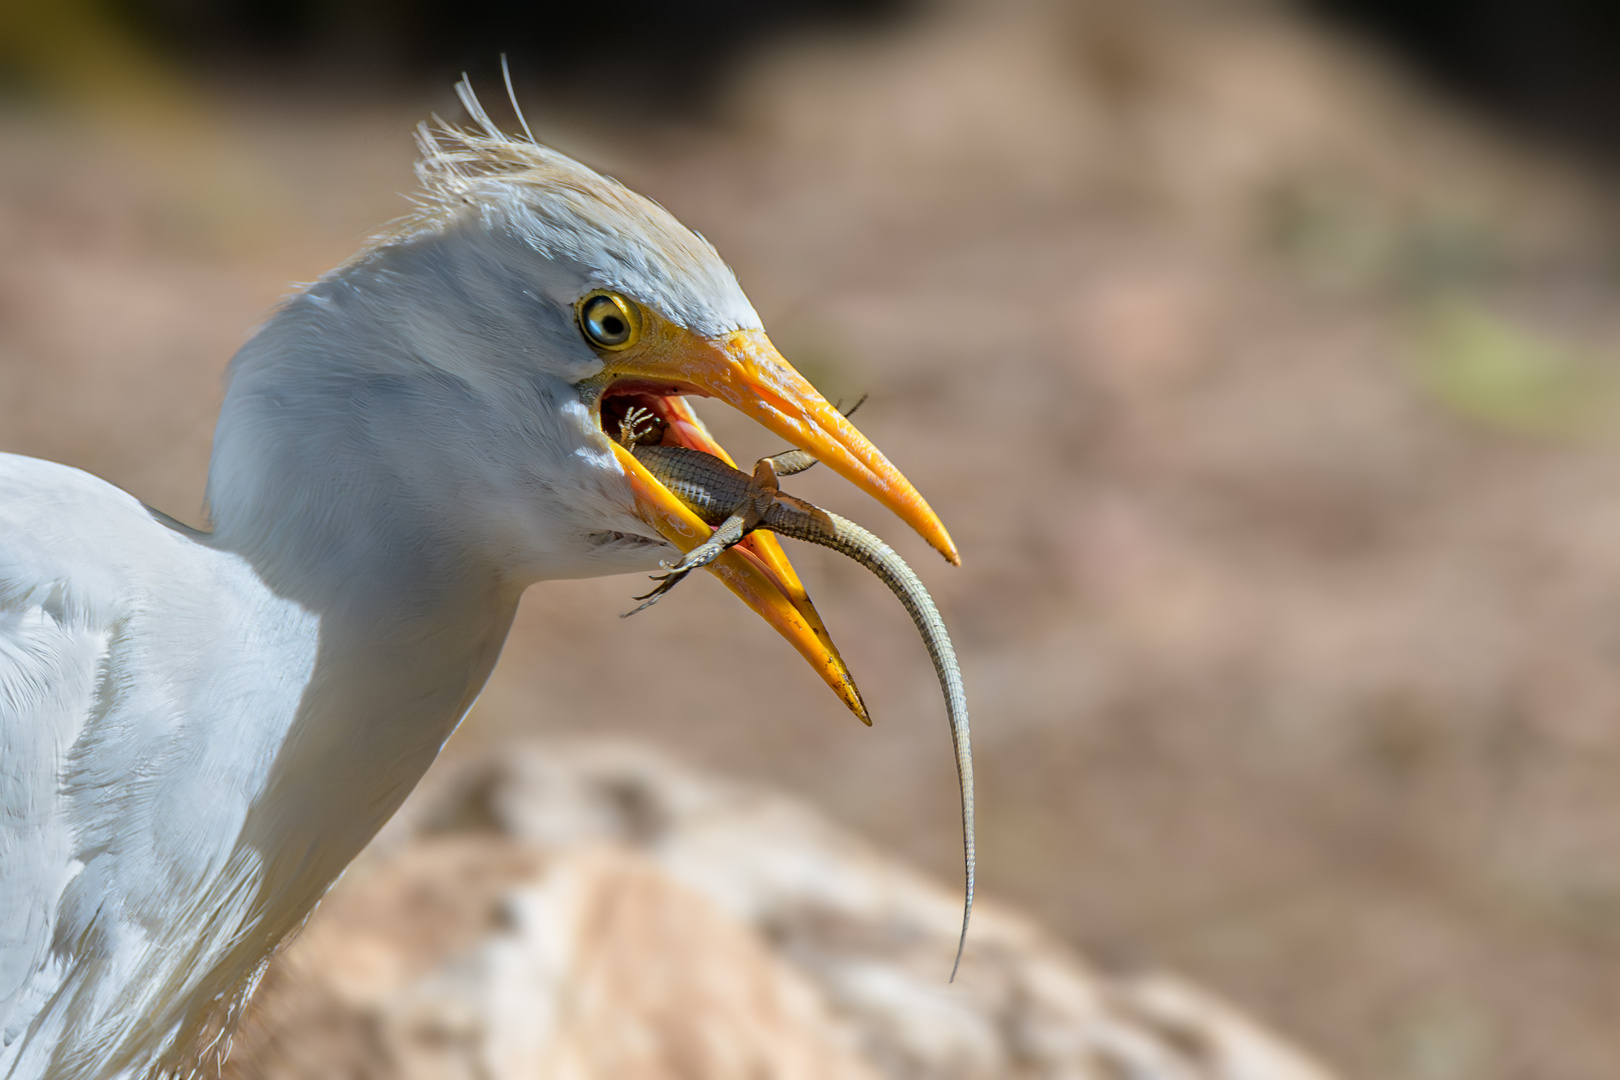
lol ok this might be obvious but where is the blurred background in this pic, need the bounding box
[4,0,1620,1076]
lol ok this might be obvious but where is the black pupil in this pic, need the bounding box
[600,314,624,337]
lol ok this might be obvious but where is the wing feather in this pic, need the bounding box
[0,457,136,1046]
[0,454,317,1079]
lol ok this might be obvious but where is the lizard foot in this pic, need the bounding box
[619,456,784,617]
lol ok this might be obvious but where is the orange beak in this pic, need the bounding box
[603,323,957,722]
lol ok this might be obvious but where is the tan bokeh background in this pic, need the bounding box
[5,1,1620,1077]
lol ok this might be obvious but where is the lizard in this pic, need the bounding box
[616,404,976,979]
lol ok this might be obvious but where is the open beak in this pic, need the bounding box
[600,325,957,722]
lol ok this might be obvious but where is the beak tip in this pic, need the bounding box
[930,528,962,567]
[836,675,873,725]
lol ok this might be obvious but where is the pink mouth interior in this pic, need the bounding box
[600,388,732,463]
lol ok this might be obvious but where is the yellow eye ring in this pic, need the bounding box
[577,291,642,351]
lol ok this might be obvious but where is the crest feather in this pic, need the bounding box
[348,74,758,338]
[373,78,718,272]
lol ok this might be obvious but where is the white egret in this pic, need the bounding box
[0,82,957,1080]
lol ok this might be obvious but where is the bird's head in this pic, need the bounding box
[209,83,954,721]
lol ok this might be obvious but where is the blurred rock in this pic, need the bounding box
[225,741,1334,1080]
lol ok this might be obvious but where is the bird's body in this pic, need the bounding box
[0,455,319,1077]
[0,84,959,1079]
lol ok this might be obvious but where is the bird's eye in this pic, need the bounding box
[577,291,641,351]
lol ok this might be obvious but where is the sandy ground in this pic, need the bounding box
[6,2,1620,1077]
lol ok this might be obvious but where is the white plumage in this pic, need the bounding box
[0,456,318,1076]
[0,84,954,1079]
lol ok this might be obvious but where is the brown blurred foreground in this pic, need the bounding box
[8,1,1620,1078]
[226,741,1333,1080]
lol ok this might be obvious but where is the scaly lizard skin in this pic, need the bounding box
[621,415,975,979]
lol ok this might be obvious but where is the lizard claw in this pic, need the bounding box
[621,569,692,617]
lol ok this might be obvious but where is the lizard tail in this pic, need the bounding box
[767,499,975,980]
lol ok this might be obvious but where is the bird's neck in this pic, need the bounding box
[207,446,529,930]
[203,310,547,956]
[155,567,522,1073]
[242,582,521,930]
